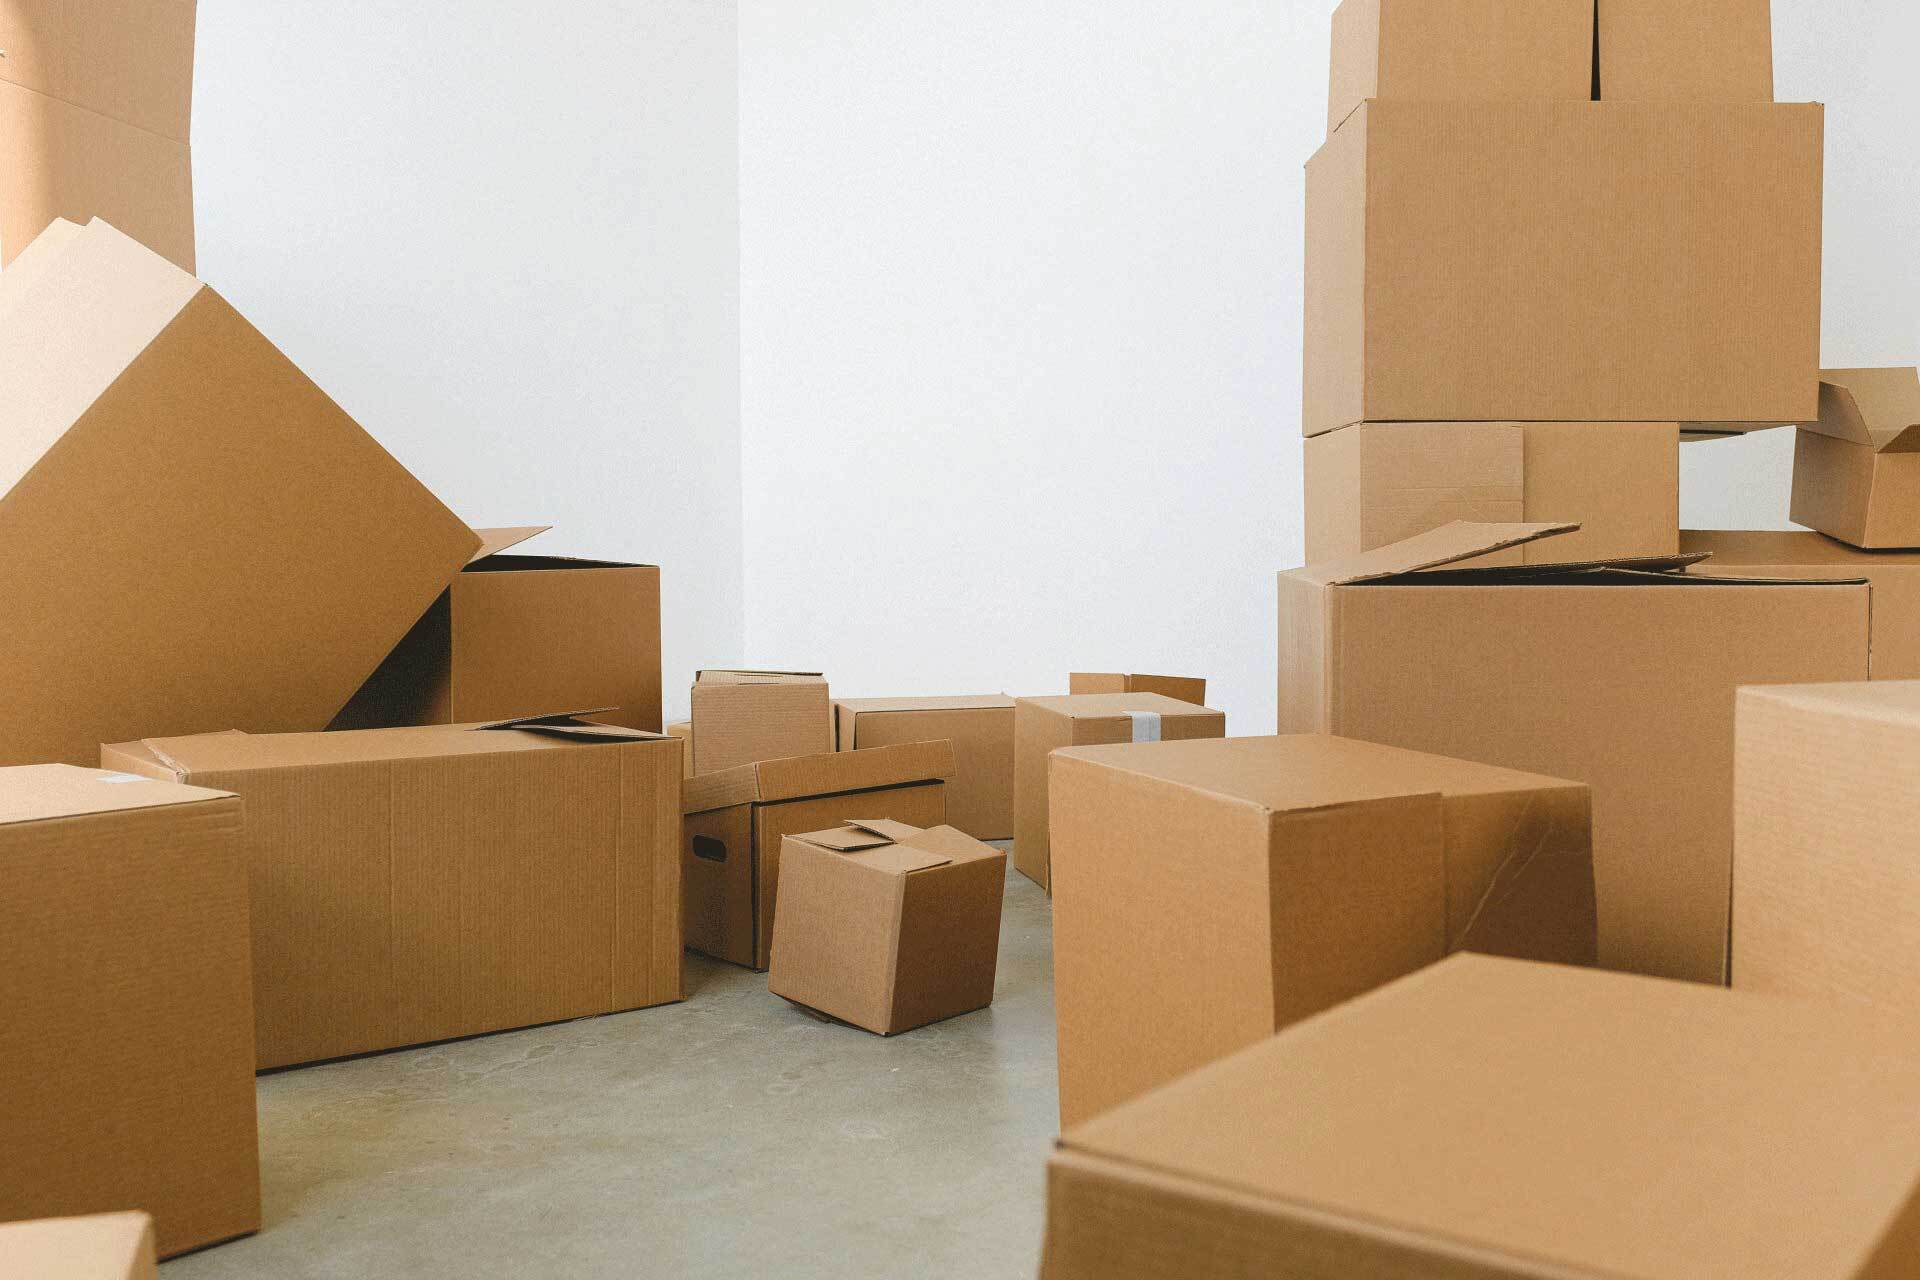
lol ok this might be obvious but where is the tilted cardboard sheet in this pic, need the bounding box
[0,1212,158,1280]
[837,695,1014,839]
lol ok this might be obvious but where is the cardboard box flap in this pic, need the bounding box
[1805,369,1920,453]
[1296,522,1580,585]
[837,694,1015,714]
[683,740,955,814]
[798,824,899,852]
[848,843,953,875]
[846,818,928,843]
[475,711,667,743]
[0,763,231,826]
[467,525,553,564]
[696,668,824,683]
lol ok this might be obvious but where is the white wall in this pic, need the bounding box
[194,0,742,720]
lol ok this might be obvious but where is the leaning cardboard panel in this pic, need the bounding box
[1066,673,1207,705]
[1791,369,1920,549]
[1049,734,1593,1126]
[0,218,478,767]
[332,526,663,732]
[1278,521,1869,984]
[1040,954,1920,1280]
[1303,101,1822,437]
[101,716,682,1070]
[682,741,954,970]
[0,1212,158,1280]
[1598,0,1774,103]
[689,669,834,775]
[0,766,257,1258]
[836,695,1014,839]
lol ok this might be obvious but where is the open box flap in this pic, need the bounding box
[1293,522,1579,586]
[466,525,553,564]
[476,711,668,743]
[1802,370,1920,453]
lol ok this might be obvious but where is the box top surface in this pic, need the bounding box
[1740,680,1920,728]
[1680,529,1920,566]
[0,763,232,827]
[1020,693,1220,719]
[696,669,825,686]
[1805,369,1920,453]
[789,819,1000,875]
[1061,954,1920,1279]
[684,740,955,814]
[122,716,666,775]
[0,1211,155,1278]
[837,694,1015,714]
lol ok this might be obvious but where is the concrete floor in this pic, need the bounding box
[163,857,1057,1279]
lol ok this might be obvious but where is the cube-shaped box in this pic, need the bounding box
[769,820,1006,1035]
[1015,694,1225,893]
[690,670,834,775]
[1041,954,1920,1280]
[0,218,478,767]
[1049,734,1594,1125]
[1066,672,1207,705]
[1304,101,1822,436]
[1598,0,1774,103]
[102,716,683,1070]
[1790,369,1920,549]
[836,695,1014,839]
[0,1212,157,1280]
[0,766,257,1258]
[682,742,954,970]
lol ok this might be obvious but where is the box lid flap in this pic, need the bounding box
[475,711,668,743]
[683,740,955,814]
[837,694,1015,714]
[0,763,232,826]
[1296,522,1579,585]
[467,525,553,564]
[696,668,825,684]
[794,820,959,874]
[1804,369,1920,453]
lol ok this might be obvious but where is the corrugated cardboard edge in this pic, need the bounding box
[1289,521,1579,586]
[683,740,956,815]
[466,525,553,564]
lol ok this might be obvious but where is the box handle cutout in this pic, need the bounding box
[692,836,728,863]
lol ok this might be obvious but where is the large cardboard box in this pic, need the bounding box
[1050,734,1593,1126]
[332,526,662,732]
[0,218,478,767]
[0,1213,157,1280]
[1014,694,1225,893]
[1305,421,1680,564]
[769,820,1005,1035]
[1790,369,1920,549]
[1041,953,1920,1280]
[1066,672,1207,705]
[1598,0,1774,103]
[690,670,834,775]
[0,765,257,1257]
[836,695,1014,839]
[1327,0,1592,136]
[1304,101,1822,437]
[101,716,683,1070]
[1278,522,1870,984]
[683,742,953,970]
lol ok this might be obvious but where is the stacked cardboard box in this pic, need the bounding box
[836,695,1014,839]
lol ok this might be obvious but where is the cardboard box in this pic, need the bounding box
[101,715,683,1070]
[667,720,694,774]
[0,1212,157,1280]
[1278,521,1870,984]
[1049,734,1593,1125]
[0,0,197,141]
[768,820,1005,1035]
[1681,529,1920,679]
[1791,369,1920,549]
[1327,0,1592,136]
[1014,694,1225,893]
[690,670,834,775]
[1598,0,1774,103]
[683,742,954,970]
[0,765,257,1257]
[1041,953,1920,1280]
[1304,101,1822,437]
[836,695,1014,839]
[1305,421,1680,564]
[331,526,663,732]
[1067,673,1207,705]
[0,218,478,767]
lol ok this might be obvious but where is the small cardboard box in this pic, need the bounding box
[0,765,257,1257]
[1791,369,1920,549]
[1327,0,1592,136]
[0,218,478,767]
[836,695,1014,839]
[690,670,834,775]
[769,820,1006,1035]
[1066,673,1207,705]
[102,716,683,1071]
[1304,102,1822,437]
[1279,521,1870,984]
[332,526,662,732]
[683,742,954,970]
[1041,953,1920,1280]
[1050,734,1593,1125]
[0,1212,157,1280]
[1305,421,1680,564]
[1015,694,1225,893]
[1598,0,1774,103]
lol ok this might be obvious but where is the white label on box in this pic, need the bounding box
[97,772,147,784]
[1128,712,1162,744]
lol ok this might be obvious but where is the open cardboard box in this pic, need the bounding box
[1791,368,1920,548]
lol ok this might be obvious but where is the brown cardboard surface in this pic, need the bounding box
[1279,523,1870,983]
[1791,370,1920,548]
[1041,954,1920,1280]
[0,218,478,767]
[100,721,682,1070]
[836,695,1014,839]
[1598,0,1774,103]
[0,1212,158,1279]
[667,720,694,775]
[1014,694,1226,893]
[768,822,1004,1035]
[690,670,834,775]
[0,766,257,1257]
[1049,735,1593,1125]
[1303,101,1823,436]
[0,1,196,141]
[1067,673,1208,704]
[1327,0,1591,136]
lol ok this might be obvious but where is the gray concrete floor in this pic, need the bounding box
[163,857,1056,1279]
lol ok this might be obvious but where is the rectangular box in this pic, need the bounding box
[690,670,834,775]
[0,765,257,1257]
[836,695,1014,839]
[0,1212,157,1280]
[332,526,662,732]
[1066,673,1207,705]
[682,741,954,970]
[1598,0,1774,103]
[1304,101,1823,437]
[1790,369,1920,548]
[769,820,1005,1035]
[1015,694,1225,893]
[1050,734,1593,1125]
[1305,421,1680,564]
[1041,954,1920,1280]
[102,716,683,1070]
[1279,521,1869,984]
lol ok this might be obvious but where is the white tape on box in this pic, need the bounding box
[1129,712,1162,743]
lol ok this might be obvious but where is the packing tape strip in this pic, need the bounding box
[1129,712,1162,743]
